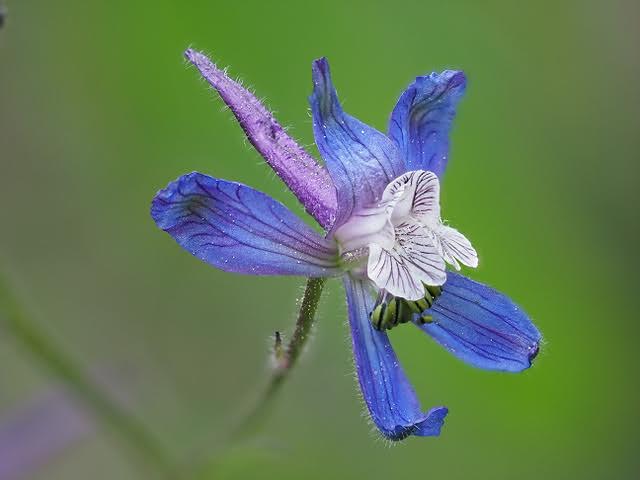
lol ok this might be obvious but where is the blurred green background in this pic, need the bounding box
[1,0,639,479]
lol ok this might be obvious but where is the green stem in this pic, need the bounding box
[181,277,327,480]
[0,272,177,478]
[231,276,326,440]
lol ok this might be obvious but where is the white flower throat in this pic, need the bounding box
[334,170,478,301]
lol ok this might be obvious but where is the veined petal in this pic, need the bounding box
[378,170,477,273]
[151,172,341,276]
[432,225,478,270]
[310,58,405,228]
[388,71,466,177]
[417,272,541,372]
[185,49,337,229]
[368,222,446,301]
[344,277,448,440]
[382,170,441,225]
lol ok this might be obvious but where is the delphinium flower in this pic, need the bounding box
[151,49,541,440]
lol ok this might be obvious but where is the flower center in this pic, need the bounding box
[371,285,442,331]
[334,170,478,303]
[333,204,395,255]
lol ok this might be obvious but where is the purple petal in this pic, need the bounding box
[310,58,405,229]
[344,277,447,440]
[185,49,337,229]
[151,172,341,277]
[417,272,542,372]
[388,71,466,177]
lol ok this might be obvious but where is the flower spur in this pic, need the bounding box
[151,50,541,441]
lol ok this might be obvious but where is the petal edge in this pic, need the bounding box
[344,277,447,440]
[388,71,466,177]
[417,272,541,372]
[310,58,405,229]
[152,172,341,277]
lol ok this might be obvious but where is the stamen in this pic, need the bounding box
[426,285,443,298]
[405,285,442,314]
[370,284,443,331]
[370,290,412,331]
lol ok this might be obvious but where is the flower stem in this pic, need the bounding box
[0,271,177,478]
[230,276,326,440]
[175,277,327,479]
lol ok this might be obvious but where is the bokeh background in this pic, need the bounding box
[1,0,639,479]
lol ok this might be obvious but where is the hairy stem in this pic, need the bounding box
[230,277,326,440]
[176,277,327,479]
[0,272,177,478]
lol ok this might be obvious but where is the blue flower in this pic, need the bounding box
[151,50,542,441]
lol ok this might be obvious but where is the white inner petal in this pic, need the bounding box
[431,224,478,270]
[367,221,445,301]
[367,170,478,299]
[381,170,441,226]
[333,204,395,253]
[335,169,478,301]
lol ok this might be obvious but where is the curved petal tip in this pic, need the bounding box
[183,48,200,64]
[417,272,543,373]
[527,341,541,365]
[382,406,448,441]
[312,57,330,75]
[412,406,449,438]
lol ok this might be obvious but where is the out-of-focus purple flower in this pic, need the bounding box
[151,50,541,440]
[0,389,93,479]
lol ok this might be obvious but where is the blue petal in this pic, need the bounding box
[310,58,405,228]
[151,172,341,276]
[344,277,447,440]
[388,71,466,177]
[417,272,541,372]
